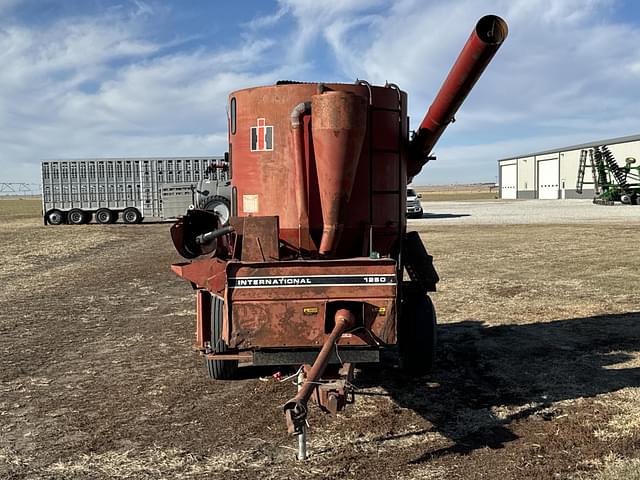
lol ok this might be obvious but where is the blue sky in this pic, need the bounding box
[1,0,639,185]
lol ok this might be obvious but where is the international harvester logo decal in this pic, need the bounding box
[250,118,273,152]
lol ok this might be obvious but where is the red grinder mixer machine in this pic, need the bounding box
[170,15,508,435]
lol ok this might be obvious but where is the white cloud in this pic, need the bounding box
[243,4,289,30]
[423,132,598,184]
[279,0,640,184]
[0,0,20,14]
[273,0,387,66]
[1,0,639,186]
[132,0,154,17]
[0,6,290,182]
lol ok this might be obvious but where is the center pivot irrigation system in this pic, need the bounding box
[169,15,508,459]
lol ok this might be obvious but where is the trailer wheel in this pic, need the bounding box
[205,293,238,380]
[202,196,231,225]
[46,209,65,225]
[67,209,89,225]
[95,208,116,224]
[398,293,437,376]
[122,207,142,224]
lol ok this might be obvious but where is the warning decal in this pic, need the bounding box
[250,118,273,152]
[243,194,259,213]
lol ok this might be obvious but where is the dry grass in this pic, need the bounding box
[0,199,639,479]
[419,190,497,201]
[596,455,640,480]
[419,223,639,323]
[414,184,497,201]
[0,197,41,219]
[44,446,273,479]
[594,388,640,441]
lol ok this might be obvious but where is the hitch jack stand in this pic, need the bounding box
[283,308,356,459]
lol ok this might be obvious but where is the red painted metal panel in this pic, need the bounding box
[195,289,210,350]
[224,259,397,349]
[229,83,408,257]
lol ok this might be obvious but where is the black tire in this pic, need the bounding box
[206,294,238,379]
[95,208,116,224]
[67,209,90,225]
[122,207,142,224]
[398,293,437,376]
[46,209,65,225]
[205,293,238,380]
[202,196,231,225]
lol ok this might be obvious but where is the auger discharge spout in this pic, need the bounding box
[408,15,508,179]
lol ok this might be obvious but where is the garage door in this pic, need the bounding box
[537,158,559,199]
[500,164,517,199]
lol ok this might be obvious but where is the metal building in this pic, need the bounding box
[497,134,640,199]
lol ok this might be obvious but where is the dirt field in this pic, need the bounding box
[413,184,498,201]
[1,198,639,479]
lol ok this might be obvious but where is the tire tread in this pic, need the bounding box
[205,294,238,380]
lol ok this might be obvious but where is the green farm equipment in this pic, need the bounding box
[576,145,640,205]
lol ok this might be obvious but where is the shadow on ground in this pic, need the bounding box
[356,312,640,462]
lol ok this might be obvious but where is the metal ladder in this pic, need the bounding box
[358,80,404,258]
[576,148,602,195]
[576,149,588,194]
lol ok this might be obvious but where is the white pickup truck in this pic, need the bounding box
[406,187,423,218]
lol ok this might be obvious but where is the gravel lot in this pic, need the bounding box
[411,199,640,225]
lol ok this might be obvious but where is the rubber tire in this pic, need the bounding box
[95,208,116,224]
[398,293,437,376]
[46,209,65,225]
[67,209,89,225]
[202,196,231,225]
[205,293,238,380]
[122,207,142,224]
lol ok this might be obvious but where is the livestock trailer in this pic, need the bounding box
[41,156,231,225]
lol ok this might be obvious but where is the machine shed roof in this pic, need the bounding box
[497,133,640,163]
